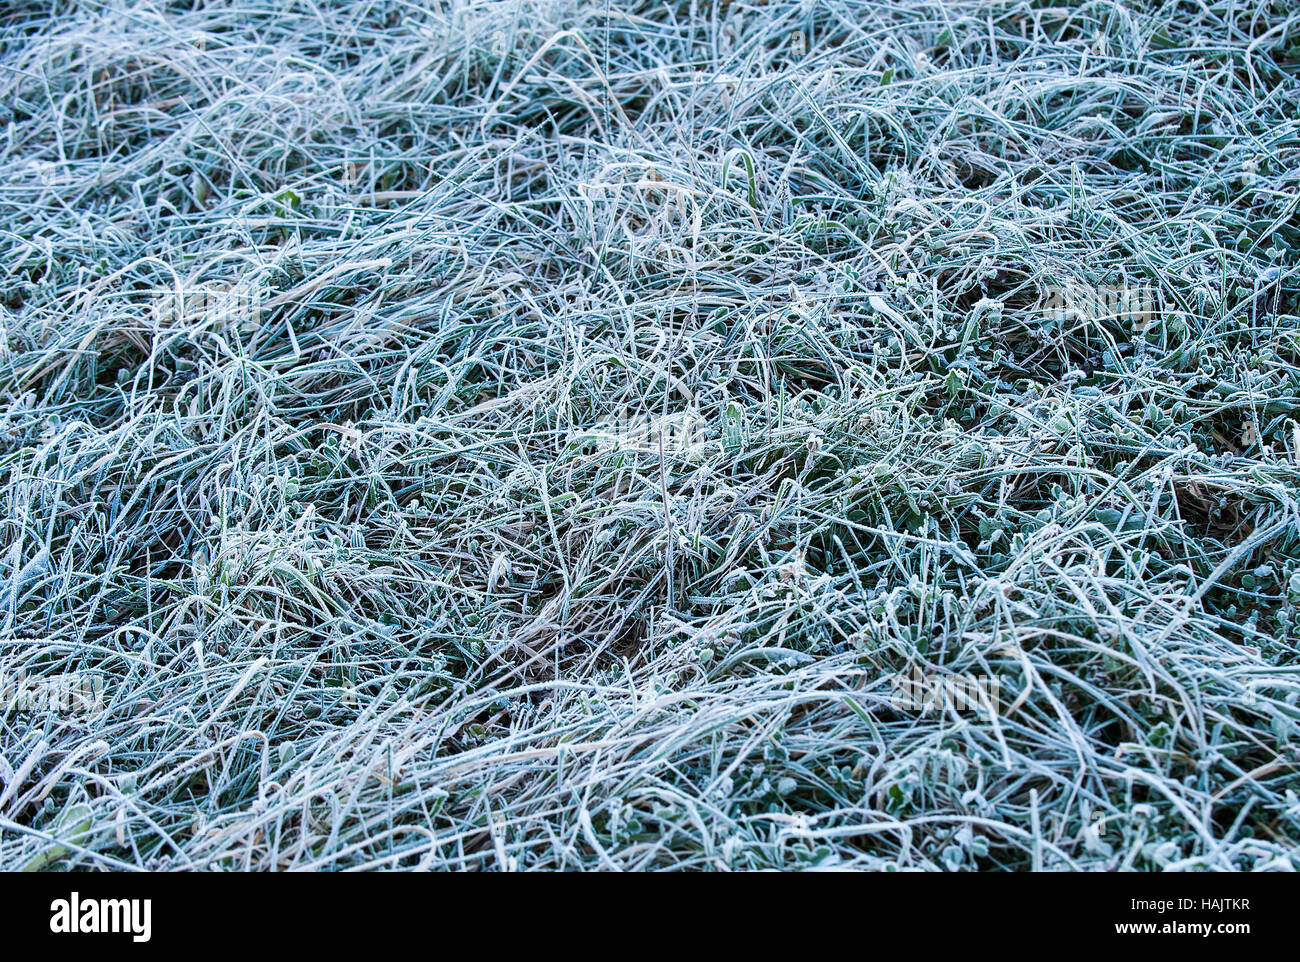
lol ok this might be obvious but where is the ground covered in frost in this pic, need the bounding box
[1,0,1299,869]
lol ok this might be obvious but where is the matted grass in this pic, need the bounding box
[1,0,1298,870]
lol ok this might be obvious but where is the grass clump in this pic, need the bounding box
[1,0,1299,870]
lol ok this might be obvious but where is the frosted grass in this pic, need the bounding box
[0,0,1298,870]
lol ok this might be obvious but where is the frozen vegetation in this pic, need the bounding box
[1,0,1298,869]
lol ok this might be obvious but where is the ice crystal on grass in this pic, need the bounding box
[0,0,1298,871]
